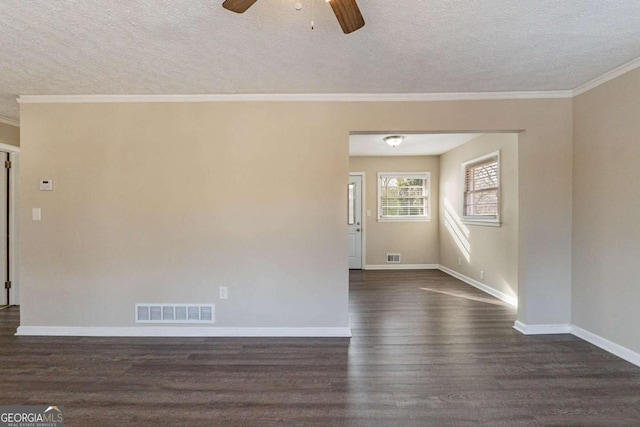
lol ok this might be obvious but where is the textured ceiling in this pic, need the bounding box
[350,133,483,157]
[1,0,640,121]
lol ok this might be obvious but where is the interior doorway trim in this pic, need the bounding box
[0,142,19,307]
[0,143,19,153]
[349,172,366,269]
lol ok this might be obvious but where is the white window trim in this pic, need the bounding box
[377,172,431,223]
[461,151,501,227]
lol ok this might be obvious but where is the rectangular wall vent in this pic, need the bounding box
[135,304,215,323]
[387,253,401,263]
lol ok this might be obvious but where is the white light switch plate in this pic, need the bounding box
[32,208,41,221]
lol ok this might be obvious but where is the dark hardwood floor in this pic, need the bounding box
[1,270,639,426]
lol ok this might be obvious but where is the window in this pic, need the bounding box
[463,152,500,224]
[377,172,430,222]
[348,182,356,225]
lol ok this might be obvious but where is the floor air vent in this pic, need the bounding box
[387,253,401,263]
[135,304,215,323]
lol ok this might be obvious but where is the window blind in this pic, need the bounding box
[464,157,499,218]
[379,174,428,218]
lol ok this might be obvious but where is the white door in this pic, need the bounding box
[348,175,363,269]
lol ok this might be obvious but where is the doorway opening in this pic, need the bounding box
[348,131,518,307]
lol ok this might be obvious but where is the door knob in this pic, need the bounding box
[356,228,361,232]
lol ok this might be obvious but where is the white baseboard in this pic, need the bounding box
[364,264,439,270]
[439,265,518,307]
[15,326,352,338]
[512,320,571,335]
[571,325,640,368]
[512,322,640,368]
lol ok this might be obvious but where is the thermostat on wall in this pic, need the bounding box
[39,179,53,191]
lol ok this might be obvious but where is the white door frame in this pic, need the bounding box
[0,142,19,305]
[349,172,366,269]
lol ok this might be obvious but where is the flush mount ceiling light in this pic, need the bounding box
[383,135,405,147]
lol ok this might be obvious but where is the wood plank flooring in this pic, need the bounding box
[1,270,639,426]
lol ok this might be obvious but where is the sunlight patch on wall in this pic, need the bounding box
[444,199,471,262]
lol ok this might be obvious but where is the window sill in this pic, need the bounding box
[377,217,431,223]
[462,219,501,227]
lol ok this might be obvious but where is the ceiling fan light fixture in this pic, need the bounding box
[384,135,405,147]
[223,0,364,34]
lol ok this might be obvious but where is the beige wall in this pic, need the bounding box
[349,156,439,266]
[439,133,518,300]
[19,98,573,330]
[573,68,640,353]
[20,103,349,329]
[0,121,19,146]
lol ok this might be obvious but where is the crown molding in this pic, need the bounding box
[11,55,640,107]
[0,116,19,127]
[573,56,640,97]
[13,56,640,109]
[17,90,573,105]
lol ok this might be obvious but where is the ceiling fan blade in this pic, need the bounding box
[222,0,258,14]
[328,0,365,34]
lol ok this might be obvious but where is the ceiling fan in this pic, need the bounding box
[222,0,365,34]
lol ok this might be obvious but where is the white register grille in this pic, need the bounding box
[135,304,215,323]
